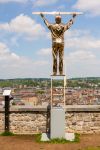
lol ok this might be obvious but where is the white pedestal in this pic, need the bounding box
[50,107,65,139]
[41,133,50,141]
[41,107,75,141]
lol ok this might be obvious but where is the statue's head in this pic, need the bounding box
[55,15,61,24]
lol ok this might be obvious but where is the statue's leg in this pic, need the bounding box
[59,44,64,75]
[52,44,58,75]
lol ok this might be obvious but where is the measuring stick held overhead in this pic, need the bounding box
[32,11,83,15]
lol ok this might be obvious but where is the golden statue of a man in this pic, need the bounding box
[40,13,76,75]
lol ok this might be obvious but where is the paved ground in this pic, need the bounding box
[0,134,100,150]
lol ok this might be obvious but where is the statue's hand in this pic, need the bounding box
[73,13,77,18]
[40,13,44,18]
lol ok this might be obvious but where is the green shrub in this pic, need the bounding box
[1,131,14,136]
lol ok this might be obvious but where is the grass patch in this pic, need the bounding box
[50,138,72,144]
[35,134,41,142]
[73,133,80,143]
[0,131,14,136]
[35,133,80,144]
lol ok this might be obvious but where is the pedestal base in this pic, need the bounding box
[41,133,50,141]
[41,133,75,141]
[65,133,75,141]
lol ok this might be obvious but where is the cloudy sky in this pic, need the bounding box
[0,0,100,79]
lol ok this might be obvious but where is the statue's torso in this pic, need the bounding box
[49,23,65,44]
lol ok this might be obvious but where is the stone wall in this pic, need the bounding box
[66,112,100,134]
[0,105,100,134]
[10,113,47,134]
[0,113,4,132]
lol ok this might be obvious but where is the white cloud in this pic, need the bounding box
[66,50,96,63]
[0,23,10,31]
[0,42,19,60]
[0,42,49,79]
[33,0,58,7]
[0,14,47,40]
[73,0,100,16]
[57,5,66,10]
[0,0,28,3]
[37,48,51,56]
[66,50,100,78]
[64,29,100,77]
[65,29,100,49]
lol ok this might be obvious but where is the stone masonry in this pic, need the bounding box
[0,113,4,132]
[0,105,100,134]
[10,113,47,134]
[66,112,100,134]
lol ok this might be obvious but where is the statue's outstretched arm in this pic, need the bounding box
[40,13,51,28]
[64,13,77,31]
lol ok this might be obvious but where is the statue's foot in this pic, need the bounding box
[60,72,63,75]
[53,72,57,76]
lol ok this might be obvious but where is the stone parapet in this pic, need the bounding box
[0,105,100,134]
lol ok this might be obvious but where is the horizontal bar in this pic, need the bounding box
[32,11,83,15]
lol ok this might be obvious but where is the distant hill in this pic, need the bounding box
[70,77,100,80]
[0,77,100,81]
[0,77,100,88]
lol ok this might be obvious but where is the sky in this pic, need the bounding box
[0,0,100,79]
